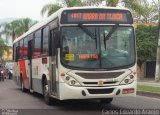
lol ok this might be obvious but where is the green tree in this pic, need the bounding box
[41,0,84,17]
[136,24,158,68]
[83,0,119,6]
[123,0,158,23]
[139,0,158,23]
[41,4,62,17]
[0,18,37,41]
[106,0,119,7]
[123,0,143,13]
[19,18,37,34]
[64,0,83,7]
[0,20,20,41]
[82,0,99,6]
[0,37,7,62]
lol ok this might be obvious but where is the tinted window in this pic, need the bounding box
[42,27,49,55]
[23,37,28,59]
[33,30,41,57]
[19,40,24,59]
[13,42,19,61]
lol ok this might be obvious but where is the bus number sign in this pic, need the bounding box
[61,9,133,24]
[69,13,124,22]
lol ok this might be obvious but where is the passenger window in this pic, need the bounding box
[42,27,49,55]
[23,37,28,59]
[19,40,24,59]
[33,30,41,57]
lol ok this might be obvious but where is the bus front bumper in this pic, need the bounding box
[58,81,137,100]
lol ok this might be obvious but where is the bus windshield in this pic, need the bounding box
[61,26,135,70]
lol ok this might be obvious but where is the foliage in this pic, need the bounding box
[123,0,158,23]
[141,0,158,23]
[0,20,20,41]
[41,0,84,17]
[19,18,37,34]
[41,4,62,17]
[122,0,143,14]
[64,0,84,7]
[106,0,119,7]
[41,0,158,23]
[0,37,7,62]
[83,0,119,6]
[136,24,158,67]
[0,18,37,41]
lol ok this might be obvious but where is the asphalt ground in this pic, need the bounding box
[1,79,160,115]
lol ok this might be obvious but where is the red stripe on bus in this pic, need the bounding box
[19,60,29,87]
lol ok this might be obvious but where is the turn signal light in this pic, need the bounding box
[60,73,65,77]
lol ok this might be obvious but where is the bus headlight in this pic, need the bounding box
[63,76,81,86]
[65,76,70,81]
[70,80,76,85]
[120,75,135,85]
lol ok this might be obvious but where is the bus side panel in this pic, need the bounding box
[31,58,41,93]
[13,62,20,86]
[31,57,49,94]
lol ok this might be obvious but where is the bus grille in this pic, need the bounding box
[76,72,124,79]
[83,81,117,85]
[87,88,114,94]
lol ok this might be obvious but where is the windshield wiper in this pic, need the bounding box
[104,24,119,50]
[78,24,97,48]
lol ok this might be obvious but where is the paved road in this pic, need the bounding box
[0,79,160,115]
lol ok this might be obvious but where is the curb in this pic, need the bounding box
[137,91,160,99]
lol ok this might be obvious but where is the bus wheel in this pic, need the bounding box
[100,98,113,104]
[43,78,52,105]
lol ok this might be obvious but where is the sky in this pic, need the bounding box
[0,0,154,22]
[0,0,56,21]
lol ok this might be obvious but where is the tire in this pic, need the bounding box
[100,98,113,104]
[43,78,52,105]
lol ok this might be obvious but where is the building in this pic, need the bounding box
[2,46,13,61]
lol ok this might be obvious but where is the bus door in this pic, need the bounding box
[50,29,57,96]
[28,40,33,90]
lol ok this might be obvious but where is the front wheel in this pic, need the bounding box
[100,98,113,104]
[43,79,52,105]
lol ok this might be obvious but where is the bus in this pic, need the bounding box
[13,7,136,105]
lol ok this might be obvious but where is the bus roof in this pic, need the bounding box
[13,6,131,43]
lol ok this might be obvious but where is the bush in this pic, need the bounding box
[136,24,158,67]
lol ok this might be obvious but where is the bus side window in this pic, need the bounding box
[19,40,24,59]
[28,40,34,60]
[33,30,41,57]
[16,46,19,61]
[23,37,28,59]
[42,26,49,55]
[50,29,59,56]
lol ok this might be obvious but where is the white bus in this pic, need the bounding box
[13,7,137,105]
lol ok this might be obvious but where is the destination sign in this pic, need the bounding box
[61,9,133,24]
